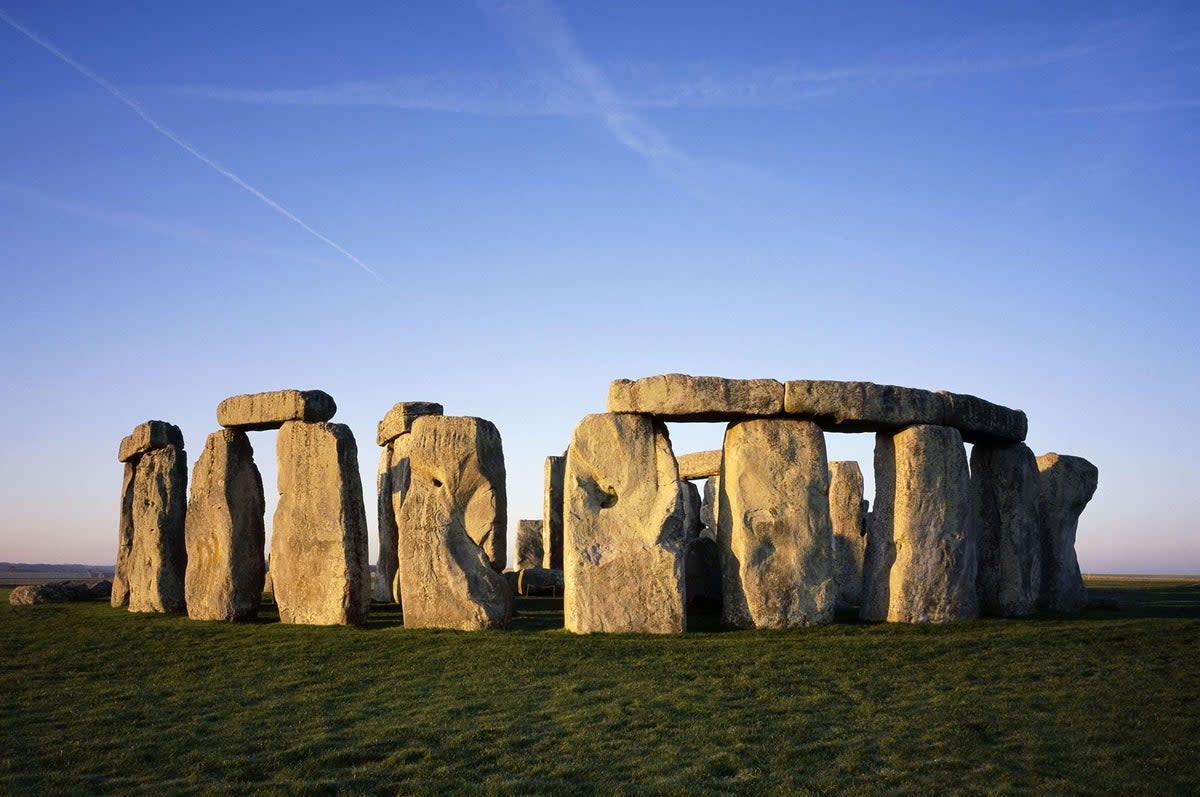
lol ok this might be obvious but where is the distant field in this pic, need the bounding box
[0,569,114,585]
[1,578,1197,795]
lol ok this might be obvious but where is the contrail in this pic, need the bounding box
[0,9,386,284]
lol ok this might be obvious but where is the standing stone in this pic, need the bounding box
[127,445,188,613]
[872,424,977,624]
[516,520,544,570]
[184,430,265,621]
[393,416,512,630]
[271,421,370,626]
[700,475,721,542]
[685,537,722,609]
[829,461,867,609]
[111,461,136,608]
[681,481,703,541]
[564,413,686,634]
[859,434,896,622]
[542,455,565,570]
[375,442,399,603]
[718,418,835,629]
[971,443,1041,617]
[1037,453,1099,613]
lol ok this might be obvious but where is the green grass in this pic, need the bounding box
[2,578,1198,796]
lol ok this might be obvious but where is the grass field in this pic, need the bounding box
[2,577,1197,795]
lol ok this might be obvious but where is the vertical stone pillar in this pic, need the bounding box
[515,519,544,569]
[829,461,867,609]
[1037,453,1099,613]
[859,434,896,622]
[681,481,703,541]
[564,413,686,634]
[111,461,136,607]
[184,430,266,621]
[718,418,835,629]
[700,475,721,542]
[871,424,977,623]
[128,444,188,613]
[971,442,1041,617]
[542,455,565,570]
[374,442,399,603]
[271,421,370,625]
[393,416,512,630]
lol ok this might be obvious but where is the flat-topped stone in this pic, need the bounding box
[217,389,336,431]
[677,450,722,480]
[376,401,444,446]
[937,391,1028,445]
[783,381,945,433]
[608,374,784,421]
[118,421,184,462]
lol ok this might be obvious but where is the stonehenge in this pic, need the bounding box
[110,374,1100,634]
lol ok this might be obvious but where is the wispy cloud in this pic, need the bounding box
[0,9,386,284]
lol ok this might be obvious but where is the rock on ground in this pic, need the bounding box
[127,445,188,613]
[392,415,512,630]
[564,413,687,634]
[271,421,370,625]
[543,455,565,570]
[184,429,266,621]
[608,374,784,422]
[514,567,564,596]
[217,389,336,431]
[376,401,443,447]
[971,442,1041,617]
[718,418,835,629]
[516,519,544,570]
[1037,453,1099,613]
[829,460,867,609]
[10,580,112,605]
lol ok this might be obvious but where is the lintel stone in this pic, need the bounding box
[676,450,722,480]
[118,420,184,462]
[376,401,444,446]
[608,374,784,421]
[216,389,336,431]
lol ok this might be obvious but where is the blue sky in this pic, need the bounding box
[1,1,1196,573]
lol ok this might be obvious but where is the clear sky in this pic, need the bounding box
[1,1,1196,573]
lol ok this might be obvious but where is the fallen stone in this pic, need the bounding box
[271,421,370,625]
[685,536,722,609]
[184,430,265,621]
[829,460,867,609]
[564,413,687,634]
[937,391,1028,445]
[971,442,1041,617]
[393,415,512,630]
[127,445,188,613]
[1037,453,1099,613]
[118,420,185,463]
[376,401,444,447]
[677,449,722,480]
[216,389,336,431]
[608,374,784,422]
[872,424,977,623]
[10,580,112,605]
[516,567,564,596]
[374,442,400,603]
[111,461,136,607]
[681,480,703,541]
[516,519,544,570]
[543,455,565,570]
[718,418,835,629]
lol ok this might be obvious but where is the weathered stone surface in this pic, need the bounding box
[217,389,336,431]
[184,430,265,621]
[111,461,135,607]
[685,537,722,609]
[542,455,565,570]
[681,481,703,541]
[868,424,977,624]
[10,580,112,605]
[374,442,399,603]
[516,520,544,570]
[564,413,687,634]
[393,415,512,630]
[783,381,945,433]
[515,567,564,596]
[677,450,722,480]
[718,419,835,629]
[608,374,784,422]
[1037,453,1099,613]
[859,434,896,622]
[127,445,188,613]
[829,461,867,609]
[376,401,444,447]
[271,421,370,625]
[971,443,1041,617]
[118,420,185,463]
[700,475,720,542]
[937,391,1028,445]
